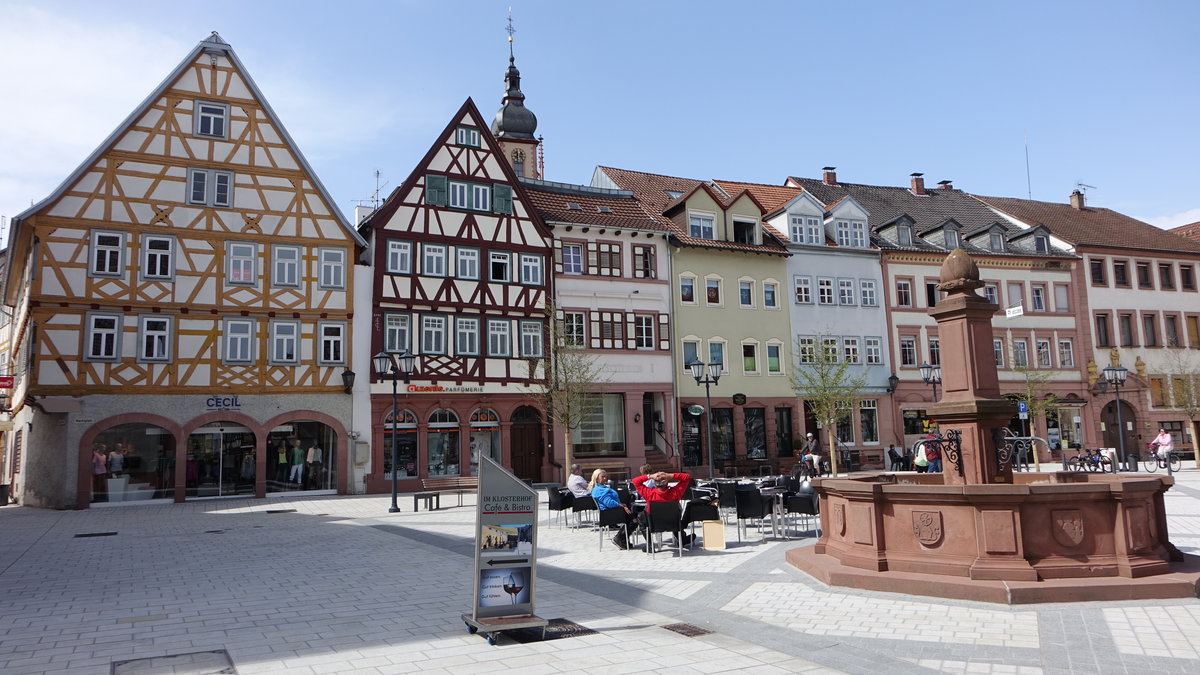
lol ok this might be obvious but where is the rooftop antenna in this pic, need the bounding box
[351,169,388,215]
[1075,181,1096,194]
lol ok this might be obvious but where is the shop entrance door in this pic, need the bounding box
[510,406,543,482]
[187,423,256,498]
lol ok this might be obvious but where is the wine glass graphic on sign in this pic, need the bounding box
[502,572,524,605]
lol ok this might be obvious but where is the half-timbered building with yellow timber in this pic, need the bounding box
[0,33,367,508]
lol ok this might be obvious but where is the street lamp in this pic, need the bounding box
[919,363,942,401]
[688,359,723,479]
[1102,365,1129,469]
[373,349,418,513]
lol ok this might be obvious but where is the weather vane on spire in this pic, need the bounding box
[505,7,516,59]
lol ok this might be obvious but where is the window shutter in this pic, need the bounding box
[425,175,447,206]
[493,184,513,214]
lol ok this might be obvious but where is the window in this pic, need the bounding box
[385,314,411,353]
[427,409,461,476]
[900,337,917,367]
[1113,260,1130,286]
[817,278,834,305]
[733,219,756,245]
[897,224,913,246]
[91,231,125,277]
[739,280,754,307]
[1007,282,1024,309]
[387,241,412,274]
[632,244,656,279]
[742,343,758,373]
[989,232,1005,252]
[790,215,822,244]
[745,407,766,459]
[709,341,726,370]
[984,284,998,305]
[138,316,171,362]
[993,339,1005,367]
[1034,235,1050,253]
[141,235,174,279]
[928,337,940,366]
[1137,262,1153,289]
[860,400,879,444]
[227,242,256,284]
[1012,339,1029,368]
[944,228,960,249]
[194,101,228,138]
[472,184,491,212]
[822,337,839,362]
[455,126,480,147]
[273,246,300,287]
[925,281,939,308]
[689,213,715,239]
[1119,313,1135,346]
[318,323,345,365]
[187,168,233,207]
[456,248,479,279]
[1036,339,1052,368]
[865,337,882,365]
[706,278,721,305]
[843,337,860,364]
[1090,258,1107,285]
[520,254,543,285]
[562,312,585,346]
[836,220,866,247]
[1054,284,1069,312]
[860,280,877,306]
[682,340,699,368]
[1095,314,1112,347]
[572,393,626,456]
[449,181,468,208]
[318,248,345,289]
[447,181,493,211]
[896,280,912,307]
[456,317,479,355]
[519,321,543,357]
[1031,285,1046,311]
[763,282,778,308]
[1160,263,1175,290]
[1143,314,1159,347]
[836,220,850,246]
[1166,315,1180,347]
[489,252,510,282]
[1151,377,1167,407]
[767,343,782,373]
[1189,316,1200,346]
[269,321,299,364]
[838,279,856,305]
[680,276,695,303]
[421,315,447,355]
[224,319,254,363]
[562,244,583,274]
[488,319,511,356]
[1181,265,1195,291]
[593,242,622,276]
[794,276,812,304]
[422,244,447,277]
[798,337,816,364]
[1058,339,1074,368]
[634,315,654,349]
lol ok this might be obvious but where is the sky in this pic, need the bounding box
[3,0,1199,233]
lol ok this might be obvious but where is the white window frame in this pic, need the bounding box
[739,279,755,308]
[689,212,715,240]
[742,341,759,375]
[994,339,1005,367]
[984,284,998,305]
[318,321,346,365]
[817,277,835,305]
[865,337,882,365]
[679,275,697,304]
[944,228,960,249]
[520,254,543,286]
[384,313,411,353]
[836,220,851,246]
[798,336,816,364]
[1036,338,1052,368]
[896,280,913,307]
[1035,235,1050,253]
[562,243,583,274]
[860,279,877,306]
[899,337,917,367]
[705,277,722,306]
[789,215,822,245]
[90,230,126,278]
[489,251,511,283]
[187,168,233,207]
[843,337,860,364]
[138,315,172,363]
[86,312,122,361]
[272,245,300,288]
[455,317,479,355]
[449,181,469,209]
[318,248,346,290]
[421,315,448,355]
[519,321,543,358]
[794,276,812,304]
[472,184,491,212]
[682,339,700,370]
[1012,339,1030,368]
[1031,286,1046,312]
[990,231,1005,252]
[226,242,257,285]
[456,248,479,279]
[423,244,447,277]
[194,100,229,138]
[269,320,300,364]
[387,240,412,274]
[822,337,840,363]
[487,319,512,357]
[455,126,480,147]
[763,281,778,309]
[141,235,175,280]
[897,224,913,246]
[766,341,783,374]
[850,221,867,247]
[562,311,585,346]
[1058,339,1075,368]
[634,315,654,349]
[838,278,856,305]
[223,318,255,364]
[860,399,879,444]
[929,337,941,366]
[708,340,727,372]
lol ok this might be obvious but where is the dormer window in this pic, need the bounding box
[836,220,867,247]
[567,202,581,210]
[733,219,757,245]
[666,190,683,200]
[1034,235,1050,253]
[689,213,715,240]
[944,228,960,249]
[989,231,1006,252]
[790,215,822,245]
[897,224,913,246]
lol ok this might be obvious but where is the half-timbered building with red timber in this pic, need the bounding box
[0,34,367,508]
[359,97,553,488]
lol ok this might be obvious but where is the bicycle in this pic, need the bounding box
[1067,448,1112,473]
[1142,444,1181,473]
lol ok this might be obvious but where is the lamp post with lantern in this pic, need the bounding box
[373,349,417,513]
[1102,365,1129,469]
[688,359,723,480]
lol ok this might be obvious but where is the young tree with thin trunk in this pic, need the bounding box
[1009,340,1060,468]
[1162,347,1200,468]
[789,335,868,476]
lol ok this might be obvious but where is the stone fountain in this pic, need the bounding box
[788,249,1200,603]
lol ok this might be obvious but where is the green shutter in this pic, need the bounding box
[493,184,513,215]
[425,174,447,206]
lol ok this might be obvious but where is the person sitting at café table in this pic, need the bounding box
[566,463,589,498]
[633,470,693,547]
[589,469,637,550]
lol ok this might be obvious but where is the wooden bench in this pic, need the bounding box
[420,476,479,508]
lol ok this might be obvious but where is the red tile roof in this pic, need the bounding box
[1168,221,1200,244]
[711,180,801,215]
[521,180,668,232]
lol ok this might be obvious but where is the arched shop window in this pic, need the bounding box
[91,422,175,503]
[265,420,338,493]
[382,409,418,478]
[469,408,501,475]
[427,409,461,476]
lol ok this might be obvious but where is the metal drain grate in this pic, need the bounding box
[662,622,713,637]
[111,648,235,674]
[75,532,118,538]
[506,618,597,644]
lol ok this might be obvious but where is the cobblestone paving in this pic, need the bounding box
[1,469,1200,674]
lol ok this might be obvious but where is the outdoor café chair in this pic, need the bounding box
[643,499,686,558]
[598,507,634,552]
[734,487,773,543]
[546,487,573,529]
[784,485,820,538]
[570,494,598,529]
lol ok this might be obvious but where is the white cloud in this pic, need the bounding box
[1143,207,1200,230]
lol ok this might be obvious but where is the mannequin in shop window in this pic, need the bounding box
[288,438,305,485]
[108,442,125,477]
[92,443,108,498]
[306,442,323,489]
[272,440,288,484]
[240,450,255,486]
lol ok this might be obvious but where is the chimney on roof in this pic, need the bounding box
[937,179,953,190]
[910,173,926,196]
[822,167,837,185]
[1070,189,1085,210]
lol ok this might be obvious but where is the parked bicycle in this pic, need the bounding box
[1142,443,1181,473]
[1067,448,1113,473]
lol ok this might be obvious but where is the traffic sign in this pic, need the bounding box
[1017,401,1028,414]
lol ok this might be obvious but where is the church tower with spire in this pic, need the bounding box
[491,17,540,179]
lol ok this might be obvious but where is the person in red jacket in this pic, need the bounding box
[633,471,693,547]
